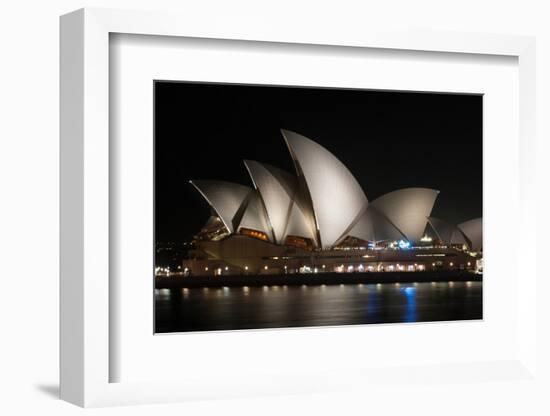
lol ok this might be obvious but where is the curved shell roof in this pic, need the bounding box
[427,217,470,246]
[244,160,296,244]
[370,188,439,242]
[458,218,482,251]
[283,199,318,243]
[243,159,318,245]
[190,131,480,251]
[189,180,252,233]
[346,207,405,243]
[282,129,368,249]
[237,190,273,240]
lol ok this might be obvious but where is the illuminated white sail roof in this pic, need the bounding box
[283,200,318,243]
[238,191,273,240]
[458,218,482,251]
[189,180,252,233]
[347,207,405,243]
[282,129,368,249]
[190,130,481,252]
[244,160,318,244]
[244,160,295,244]
[371,188,439,242]
[427,217,469,245]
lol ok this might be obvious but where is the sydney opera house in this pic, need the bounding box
[182,130,482,277]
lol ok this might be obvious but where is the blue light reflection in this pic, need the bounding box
[401,286,417,322]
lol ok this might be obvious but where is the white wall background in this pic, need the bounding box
[0,1,548,415]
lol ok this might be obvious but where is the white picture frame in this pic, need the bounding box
[60,7,538,407]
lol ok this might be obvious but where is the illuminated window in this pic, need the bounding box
[239,227,269,241]
[284,235,314,250]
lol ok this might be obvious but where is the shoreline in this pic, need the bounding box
[155,270,482,289]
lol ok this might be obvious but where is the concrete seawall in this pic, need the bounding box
[155,271,482,289]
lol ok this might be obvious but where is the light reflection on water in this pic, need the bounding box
[401,286,417,322]
[155,281,482,333]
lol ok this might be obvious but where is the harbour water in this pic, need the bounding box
[155,281,482,333]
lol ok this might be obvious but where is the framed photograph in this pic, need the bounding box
[60,8,538,408]
[153,81,483,334]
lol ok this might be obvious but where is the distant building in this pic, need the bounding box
[182,130,482,276]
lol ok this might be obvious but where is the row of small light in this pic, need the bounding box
[199,260,472,274]
[174,280,475,296]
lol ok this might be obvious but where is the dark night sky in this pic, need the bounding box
[155,81,482,243]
